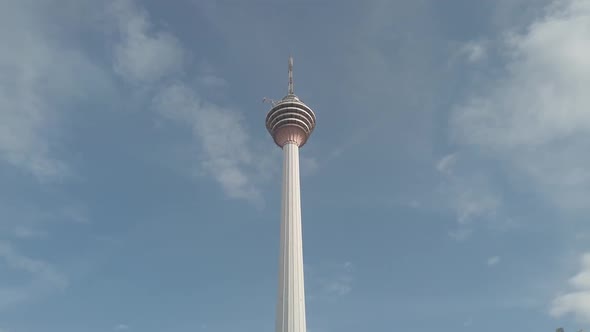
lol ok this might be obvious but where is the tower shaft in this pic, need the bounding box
[276,142,307,332]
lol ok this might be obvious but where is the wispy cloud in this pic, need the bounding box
[0,241,67,309]
[308,261,354,300]
[487,256,501,267]
[550,253,590,323]
[0,7,67,180]
[436,153,457,175]
[109,0,184,84]
[109,0,269,204]
[458,40,488,63]
[114,324,129,331]
[324,261,354,297]
[0,202,90,243]
[436,154,502,240]
[153,84,263,203]
[0,1,110,181]
[452,0,590,212]
[448,228,473,242]
[12,226,48,240]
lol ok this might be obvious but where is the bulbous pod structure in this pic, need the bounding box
[266,94,316,148]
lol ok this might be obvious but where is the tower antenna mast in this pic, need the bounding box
[288,56,294,95]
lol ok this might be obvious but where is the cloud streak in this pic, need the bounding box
[0,241,67,309]
[487,256,501,267]
[459,40,489,63]
[551,253,590,323]
[109,0,185,84]
[308,261,355,300]
[109,0,268,203]
[452,0,590,212]
[0,1,110,181]
[114,324,129,331]
[153,84,263,202]
[436,153,502,239]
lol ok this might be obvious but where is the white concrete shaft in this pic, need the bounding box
[276,142,307,332]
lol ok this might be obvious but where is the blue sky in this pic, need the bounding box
[1,0,590,331]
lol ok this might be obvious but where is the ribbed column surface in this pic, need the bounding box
[275,142,307,332]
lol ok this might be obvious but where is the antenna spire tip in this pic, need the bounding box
[288,56,294,95]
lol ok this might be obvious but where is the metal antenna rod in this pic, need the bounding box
[288,56,294,95]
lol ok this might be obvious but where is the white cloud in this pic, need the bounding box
[324,279,352,296]
[487,256,501,266]
[0,241,67,309]
[454,188,500,225]
[153,84,263,203]
[551,253,590,323]
[452,0,590,212]
[436,151,515,241]
[0,201,90,242]
[308,261,354,300]
[0,5,65,179]
[459,40,488,63]
[109,0,184,84]
[324,262,354,296]
[0,89,67,179]
[436,154,502,227]
[110,0,268,204]
[13,226,48,240]
[114,324,129,331]
[448,228,473,241]
[0,1,110,180]
[436,153,457,175]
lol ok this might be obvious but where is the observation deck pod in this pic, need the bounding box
[265,94,316,148]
